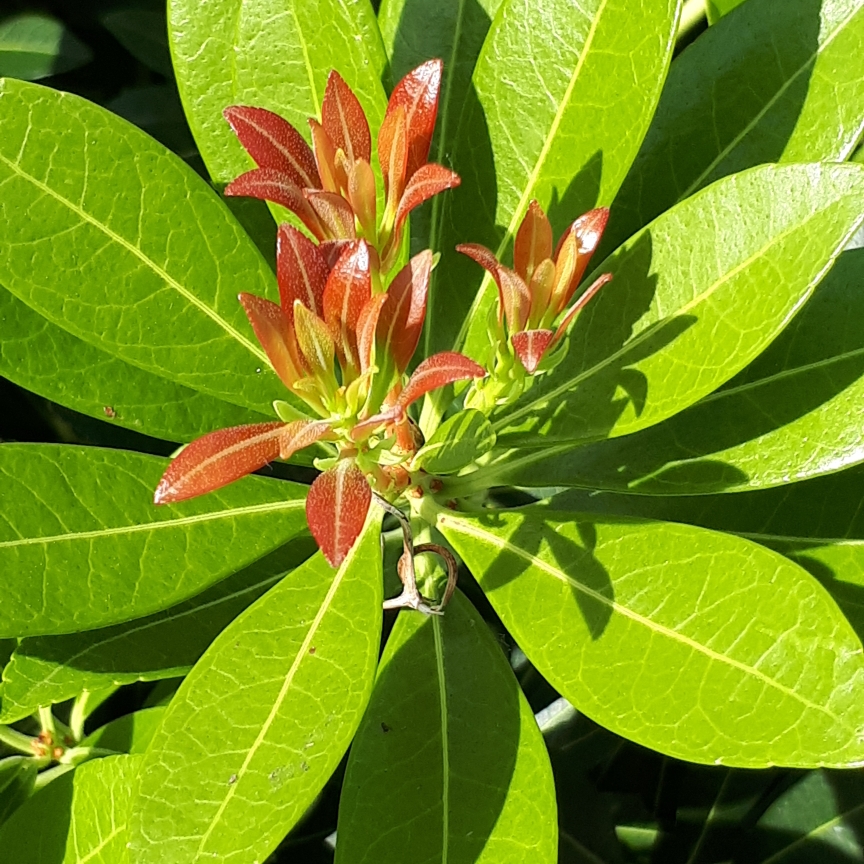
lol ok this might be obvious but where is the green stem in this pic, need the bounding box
[38,706,55,737]
[0,724,36,755]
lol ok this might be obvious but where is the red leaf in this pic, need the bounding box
[376,250,432,373]
[552,273,613,343]
[223,106,320,188]
[323,240,372,370]
[349,406,400,441]
[306,461,372,567]
[238,292,301,388]
[154,422,286,504]
[511,329,555,374]
[527,258,556,327]
[457,244,531,332]
[277,224,329,320]
[278,419,335,460]
[356,292,387,373]
[398,351,485,410]
[514,200,553,282]
[393,163,460,237]
[385,59,442,181]
[225,169,325,240]
[304,190,357,240]
[320,239,352,269]
[377,104,408,206]
[321,71,371,165]
[308,119,344,195]
[551,207,610,310]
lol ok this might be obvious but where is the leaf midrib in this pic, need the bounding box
[441,515,849,726]
[0,150,267,364]
[0,499,304,548]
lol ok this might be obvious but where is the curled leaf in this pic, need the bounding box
[304,190,357,240]
[153,422,286,504]
[306,461,372,567]
[393,163,460,238]
[399,351,486,410]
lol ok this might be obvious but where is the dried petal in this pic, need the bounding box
[398,351,485,410]
[223,106,319,187]
[154,422,285,504]
[511,329,555,374]
[306,461,372,567]
[323,240,372,370]
[376,250,432,374]
[277,224,329,320]
[278,419,335,460]
[304,190,357,240]
[238,292,301,389]
[322,71,372,165]
[514,200,553,282]
[393,163,460,238]
[552,273,613,344]
[385,59,442,181]
[225,169,326,240]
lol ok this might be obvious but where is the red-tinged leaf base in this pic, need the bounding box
[154,422,285,504]
[306,461,372,567]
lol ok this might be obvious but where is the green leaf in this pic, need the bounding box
[425,0,681,361]
[489,163,864,450]
[128,516,382,864]
[0,755,140,863]
[337,590,556,863]
[494,246,864,494]
[378,0,503,254]
[436,504,864,767]
[749,770,864,862]
[168,0,387,185]
[0,286,272,443]
[0,78,288,415]
[707,0,749,23]
[107,86,197,160]
[84,707,167,756]
[0,13,91,81]
[415,409,496,474]
[608,0,864,253]
[0,757,36,827]
[0,537,315,722]
[101,6,173,77]
[0,444,308,637]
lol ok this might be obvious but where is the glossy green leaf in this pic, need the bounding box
[0,757,36,827]
[415,409,496,474]
[0,537,315,722]
[0,286,271,443]
[436,504,864,767]
[101,6,173,77]
[0,13,91,81]
[168,0,387,185]
[0,78,288,415]
[748,770,864,863]
[84,707,167,756]
[128,516,382,864]
[378,0,503,255]
[487,163,864,451]
[707,0,749,22]
[495,246,864,494]
[608,0,864,253]
[0,755,140,863]
[424,0,680,362]
[0,444,308,637]
[337,590,556,863]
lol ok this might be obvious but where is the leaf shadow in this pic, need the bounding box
[475,509,615,641]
